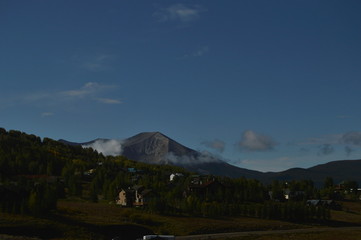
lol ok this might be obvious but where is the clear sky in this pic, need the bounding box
[1,0,361,172]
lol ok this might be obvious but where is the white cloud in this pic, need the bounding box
[61,82,102,98]
[60,82,120,104]
[41,112,54,117]
[96,98,122,104]
[72,54,116,72]
[12,82,120,108]
[82,139,123,156]
[238,130,278,152]
[154,4,205,23]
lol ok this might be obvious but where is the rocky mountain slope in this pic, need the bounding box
[121,132,267,179]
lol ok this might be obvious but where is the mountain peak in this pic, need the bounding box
[124,132,168,145]
[121,131,196,165]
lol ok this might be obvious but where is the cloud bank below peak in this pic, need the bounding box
[82,139,123,156]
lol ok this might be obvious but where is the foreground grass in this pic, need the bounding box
[56,199,308,236]
[331,200,361,224]
[0,199,361,240]
[211,229,361,240]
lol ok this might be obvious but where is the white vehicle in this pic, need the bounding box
[143,235,175,240]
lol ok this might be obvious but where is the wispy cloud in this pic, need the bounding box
[300,132,361,147]
[9,82,121,109]
[72,54,116,72]
[183,46,209,58]
[96,98,122,104]
[337,115,351,119]
[298,132,361,157]
[41,112,54,117]
[61,82,120,105]
[341,131,361,147]
[299,134,342,145]
[154,4,205,23]
[318,144,335,156]
[201,139,225,153]
[237,130,278,152]
[192,46,209,57]
[61,82,103,98]
[345,146,354,156]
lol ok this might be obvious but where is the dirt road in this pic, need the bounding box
[175,226,361,239]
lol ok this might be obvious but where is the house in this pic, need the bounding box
[116,188,135,207]
[116,185,153,207]
[134,187,153,207]
[190,175,202,185]
[170,173,184,181]
[84,168,96,176]
[283,189,305,201]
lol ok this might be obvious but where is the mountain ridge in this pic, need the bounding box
[59,131,361,186]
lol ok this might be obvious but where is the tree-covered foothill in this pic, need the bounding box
[0,128,100,215]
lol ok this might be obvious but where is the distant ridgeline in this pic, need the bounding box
[2,128,360,221]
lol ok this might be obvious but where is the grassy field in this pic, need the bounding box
[0,199,361,240]
[208,200,361,240]
[57,199,313,234]
[210,229,361,240]
[331,200,361,224]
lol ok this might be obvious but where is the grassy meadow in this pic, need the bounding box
[1,199,361,240]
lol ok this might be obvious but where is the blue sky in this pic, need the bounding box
[1,0,361,172]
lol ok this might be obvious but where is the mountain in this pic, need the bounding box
[120,132,264,178]
[59,131,361,185]
[59,132,264,179]
[121,132,198,165]
[264,160,361,186]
